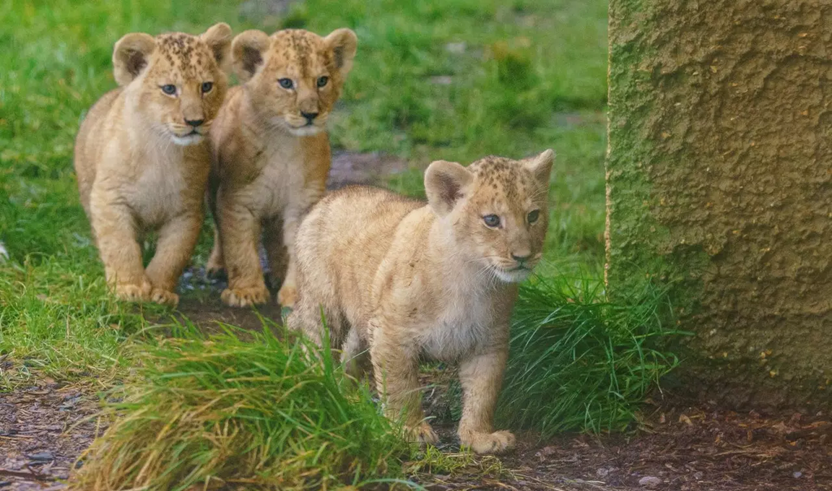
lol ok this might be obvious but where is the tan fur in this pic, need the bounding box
[74,24,232,306]
[288,150,555,454]
[206,28,357,308]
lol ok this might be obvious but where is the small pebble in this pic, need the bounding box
[639,476,662,488]
[794,471,802,478]
[26,451,54,462]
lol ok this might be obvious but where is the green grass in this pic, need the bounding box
[1,0,608,380]
[497,274,682,436]
[0,0,679,483]
[71,326,412,490]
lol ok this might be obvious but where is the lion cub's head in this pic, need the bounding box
[112,23,232,146]
[425,150,555,283]
[230,28,358,137]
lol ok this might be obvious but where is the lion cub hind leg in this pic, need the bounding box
[342,327,373,382]
[276,209,304,308]
[205,226,225,278]
[263,216,289,291]
[370,325,439,446]
[144,213,203,307]
[457,350,516,455]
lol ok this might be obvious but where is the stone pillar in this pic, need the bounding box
[606,0,832,408]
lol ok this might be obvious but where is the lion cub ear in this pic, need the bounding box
[232,30,271,82]
[113,33,156,86]
[201,23,233,74]
[425,160,474,217]
[525,149,555,186]
[324,28,358,77]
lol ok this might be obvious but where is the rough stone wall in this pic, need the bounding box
[606,0,832,409]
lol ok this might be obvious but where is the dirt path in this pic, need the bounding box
[2,382,829,490]
[0,383,100,490]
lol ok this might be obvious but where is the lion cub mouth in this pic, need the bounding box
[170,131,205,146]
[492,264,534,283]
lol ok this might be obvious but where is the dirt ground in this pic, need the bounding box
[1,153,830,490]
[2,379,830,490]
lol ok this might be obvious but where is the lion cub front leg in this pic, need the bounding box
[370,327,438,445]
[218,196,270,307]
[90,199,151,302]
[144,213,202,307]
[457,348,516,455]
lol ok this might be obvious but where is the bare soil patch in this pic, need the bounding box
[2,383,829,490]
[0,382,100,490]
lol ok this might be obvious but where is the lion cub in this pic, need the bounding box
[74,24,232,306]
[288,150,555,454]
[206,28,358,308]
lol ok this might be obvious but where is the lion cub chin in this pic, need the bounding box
[288,150,555,454]
[74,24,232,306]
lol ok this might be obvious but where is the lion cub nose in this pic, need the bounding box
[301,112,318,123]
[511,252,531,263]
[185,118,204,128]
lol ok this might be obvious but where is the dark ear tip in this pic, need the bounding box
[113,33,155,85]
[232,31,270,80]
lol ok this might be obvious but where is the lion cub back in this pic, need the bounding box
[294,187,423,317]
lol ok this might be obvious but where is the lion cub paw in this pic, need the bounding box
[221,285,270,307]
[404,422,439,446]
[114,280,152,303]
[150,288,179,307]
[277,284,298,308]
[205,257,225,278]
[460,430,516,455]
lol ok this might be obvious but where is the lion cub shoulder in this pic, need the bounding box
[289,150,555,454]
[74,24,232,306]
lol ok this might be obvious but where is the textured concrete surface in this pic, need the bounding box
[606,0,832,409]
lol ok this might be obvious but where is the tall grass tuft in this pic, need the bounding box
[496,274,682,437]
[71,326,412,491]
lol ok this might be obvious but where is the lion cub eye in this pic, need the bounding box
[317,76,329,88]
[527,210,540,224]
[483,215,501,228]
[201,82,213,93]
[160,84,177,96]
[278,78,294,89]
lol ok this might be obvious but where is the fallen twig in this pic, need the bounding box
[0,467,55,482]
